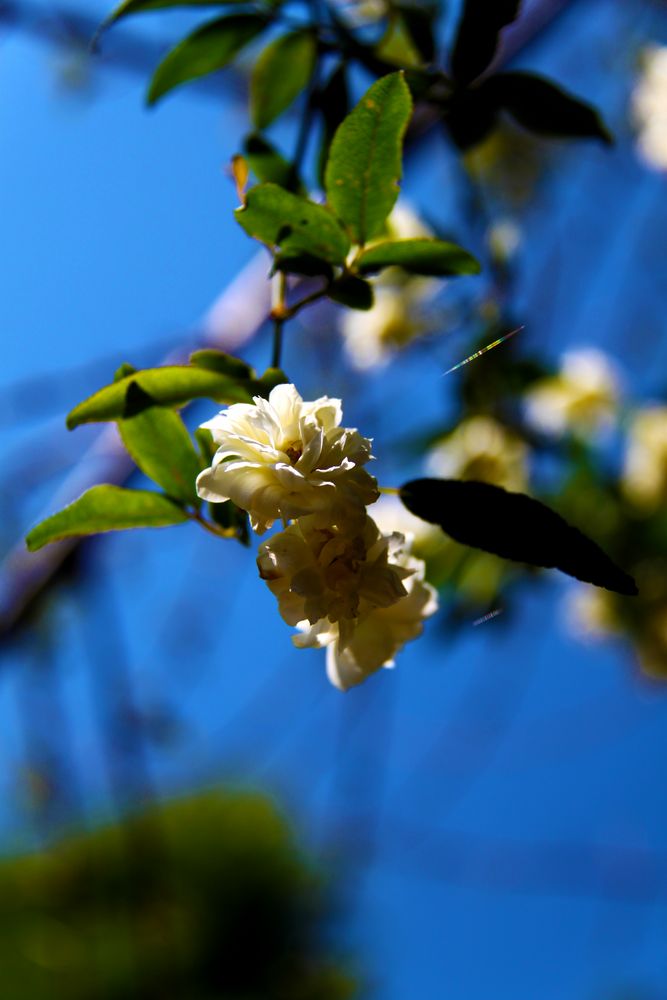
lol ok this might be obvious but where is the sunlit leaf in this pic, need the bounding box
[357,238,480,276]
[189,349,254,379]
[324,72,412,245]
[487,72,613,143]
[399,478,639,595]
[26,486,188,551]
[328,275,373,310]
[235,182,350,263]
[67,367,254,429]
[450,0,521,85]
[147,14,268,105]
[250,30,317,130]
[118,385,202,506]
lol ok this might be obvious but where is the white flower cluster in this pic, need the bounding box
[632,45,667,172]
[197,384,438,690]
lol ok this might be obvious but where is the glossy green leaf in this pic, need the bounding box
[147,14,268,105]
[118,387,202,506]
[250,30,316,130]
[450,0,521,85]
[487,72,613,144]
[189,349,254,379]
[357,238,480,276]
[102,0,239,31]
[67,367,254,429]
[324,72,413,245]
[399,478,638,595]
[26,486,188,551]
[328,275,373,310]
[235,183,350,264]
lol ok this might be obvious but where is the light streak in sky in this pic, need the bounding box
[443,326,524,376]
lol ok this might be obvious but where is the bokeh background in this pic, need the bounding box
[2,0,667,996]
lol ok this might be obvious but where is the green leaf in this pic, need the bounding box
[399,478,638,596]
[450,0,522,86]
[486,72,613,144]
[189,349,254,379]
[235,183,350,264]
[102,0,240,31]
[147,14,268,106]
[375,16,423,69]
[357,238,480,276]
[243,133,301,191]
[26,486,188,551]
[250,30,316,130]
[328,275,373,310]
[118,386,202,506]
[273,252,334,280]
[324,72,413,245]
[67,367,254,429]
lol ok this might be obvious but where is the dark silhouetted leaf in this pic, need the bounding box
[399,478,638,595]
[250,30,316,130]
[235,183,350,263]
[451,0,522,85]
[315,63,349,188]
[486,72,612,143]
[324,72,412,245]
[274,252,334,280]
[147,14,268,105]
[189,349,254,379]
[443,85,498,149]
[118,387,203,506]
[26,486,188,551]
[357,237,480,276]
[328,275,374,310]
[67,367,254,429]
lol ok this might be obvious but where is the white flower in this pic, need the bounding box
[196,384,379,533]
[524,348,620,438]
[632,45,667,172]
[257,514,412,635]
[296,534,438,691]
[370,494,441,553]
[622,406,667,510]
[427,415,528,492]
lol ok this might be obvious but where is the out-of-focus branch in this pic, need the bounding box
[0,252,271,637]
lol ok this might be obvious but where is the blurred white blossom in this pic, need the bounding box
[622,405,667,510]
[524,348,620,438]
[427,415,528,491]
[564,586,618,642]
[197,384,378,533]
[340,201,439,369]
[632,45,667,171]
[486,218,522,262]
[370,494,441,551]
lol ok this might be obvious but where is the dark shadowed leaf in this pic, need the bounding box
[67,367,254,429]
[243,134,302,191]
[395,3,436,62]
[118,386,202,506]
[486,72,613,143]
[451,0,522,85]
[102,0,242,31]
[316,62,349,188]
[375,16,423,68]
[324,72,412,245]
[357,238,480,276]
[235,183,350,263]
[399,478,638,595]
[274,252,334,279]
[147,14,268,105]
[189,349,254,379]
[328,275,374,310]
[26,486,188,551]
[250,30,316,130]
[443,85,498,149]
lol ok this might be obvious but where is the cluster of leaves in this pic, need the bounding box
[0,792,356,998]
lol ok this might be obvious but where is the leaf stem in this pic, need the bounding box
[271,271,288,368]
[191,510,236,540]
[378,485,400,495]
